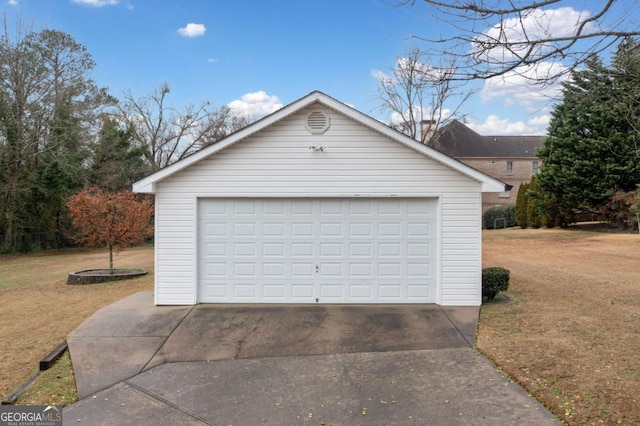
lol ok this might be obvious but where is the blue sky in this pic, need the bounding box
[3,0,638,135]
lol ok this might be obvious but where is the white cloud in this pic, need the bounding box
[480,61,567,109]
[476,7,598,64]
[228,91,283,119]
[8,0,18,5]
[207,58,219,63]
[467,115,545,135]
[71,0,120,6]
[528,115,551,128]
[177,23,206,38]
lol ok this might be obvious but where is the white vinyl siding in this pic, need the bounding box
[153,105,483,306]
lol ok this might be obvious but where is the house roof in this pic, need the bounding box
[429,119,544,158]
[133,91,508,194]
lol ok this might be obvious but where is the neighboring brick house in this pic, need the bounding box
[425,120,544,213]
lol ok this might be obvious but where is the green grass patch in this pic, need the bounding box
[14,351,78,407]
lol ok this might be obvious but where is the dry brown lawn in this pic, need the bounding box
[0,246,153,400]
[480,228,640,425]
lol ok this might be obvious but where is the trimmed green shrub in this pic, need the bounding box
[482,267,510,300]
[483,204,516,229]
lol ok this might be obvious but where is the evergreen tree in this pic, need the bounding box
[526,175,542,229]
[89,117,146,191]
[536,39,640,221]
[515,182,529,229]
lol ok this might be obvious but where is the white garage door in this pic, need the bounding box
[197,198,437,303]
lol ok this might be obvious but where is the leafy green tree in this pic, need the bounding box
[536,39,640,222]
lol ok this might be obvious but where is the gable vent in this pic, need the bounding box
[305,110,330,134]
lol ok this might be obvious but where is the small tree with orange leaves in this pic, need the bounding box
[67,188,154,273]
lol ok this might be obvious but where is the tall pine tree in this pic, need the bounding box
[536,39,640,222]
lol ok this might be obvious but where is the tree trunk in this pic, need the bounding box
[108,242,113,274]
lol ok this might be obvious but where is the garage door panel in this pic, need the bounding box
[204,282,228,298]
[320,222,343,236]
[263,284,285,298]
[379,262,401,277]
[233,242,256,256]
[263,263,285,277]
[349,263,372,276]
[321,242,343,256]
[205,242,227,256]
[349,284,372,298]
[408,284,431,298]
[378,223,401,237]
[408,242,431,257]
[320,263,343,277]
[234,283,258,299]
[408,262,431,277]
[378,243,400,257]
[291,284,313,298]
[319,284,343,299]
[263,243,284,256]
[206,223,227,236]
[233,263,256,276]
[291,242,313,256]
[263,223,285,236]
[205,263,227,277]
[233,223,256,236]
[349,222,372,237]
[379,284,403,299]
[291,222,314,237]
[198,198,437,303]
[291,263,314,277]
[408,222,431,237]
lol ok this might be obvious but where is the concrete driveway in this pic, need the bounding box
[63,292,557,425]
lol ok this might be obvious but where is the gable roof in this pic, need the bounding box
[133,91,507,194]
[429,119,544,158]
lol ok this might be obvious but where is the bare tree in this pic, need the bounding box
[397,0,640,84]
[374,47,474,142]
[117,83,249,172]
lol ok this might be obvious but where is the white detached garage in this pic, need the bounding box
[133,91,506,306]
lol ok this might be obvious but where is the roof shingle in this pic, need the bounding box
[428,120,544,158]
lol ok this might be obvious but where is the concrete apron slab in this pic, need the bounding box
[148,303,479,367]
[64,348,557,425]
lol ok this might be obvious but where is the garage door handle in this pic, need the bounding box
[315,265,319,273]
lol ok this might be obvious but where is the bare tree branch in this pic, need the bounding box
[375,47,475,142]
[116,83,249,171]
[397,0,640,84]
